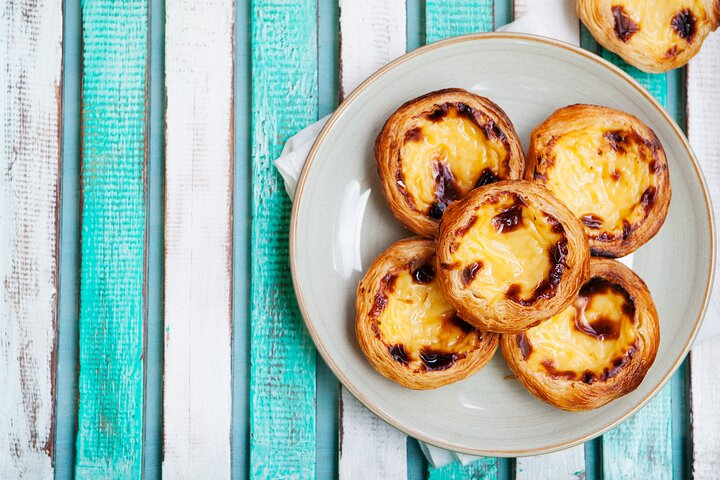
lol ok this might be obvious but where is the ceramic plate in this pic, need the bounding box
[290,33,715,456]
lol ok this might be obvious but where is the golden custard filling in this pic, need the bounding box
[399,103,509,218]
[543,126,657,238]
[520,277,637,383]
[373,264,480,371]
[447,193,566,304]
[610,1,713,57]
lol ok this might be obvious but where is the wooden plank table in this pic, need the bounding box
[1,0,718,478]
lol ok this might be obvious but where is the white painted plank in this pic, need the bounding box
[688,33,720,480]
[516,446,586,480]
[162,0,233,477]
[0,0,62,478]
[511,0,579,45]
[338,0,407,98]
[338,1,408,478]
[339,389,408,479]
[510,2,585,477]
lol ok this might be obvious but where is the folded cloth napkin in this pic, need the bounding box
[275,4,720,468]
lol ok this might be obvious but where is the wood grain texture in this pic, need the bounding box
[337,1,408,478]
[515,447,585,480]
[75,0,148,477]
[598,52,672,480]
[0,0,62,477]
[510,3,585,478]
[250,1,318,477]
[162,0,234,477]
[428,458,497,480]
[338,0,406,98]
[424,2,496,476]
[338,389,407,479]
[425,0,493,44]
[688,33,720,480]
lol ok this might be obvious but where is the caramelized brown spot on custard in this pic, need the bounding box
[533,168,547,182]
[483,119,506,143]
[476,168,500,188]
[420,349,459,371]
[612,5,639,42]
[411,263,436,284]
[369,273,398,318]
[665,45,680,58]
[461,262,483,288]
[517,333,533,360]
[672,9,697,42]
[492,204,523,233]
[541,360,577,380]
[622,219,632,240]
[450,314,477,335]
[574,314,621,341]
[455,215,478,237]
[428,161,462,219]
[576,277,636,329]
[427,103,450,122]
[440,261,459,271]
[610,169,622,181]
[640,186,657,211]
[404,126,423,143]
[389,344,409,365]
[581,214,604,229]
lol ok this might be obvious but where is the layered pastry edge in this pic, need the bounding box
[526,104,671,258]
[375,88,525,237]
[501,258,660,411]
[436,180,591,334]
[356,237,499,390]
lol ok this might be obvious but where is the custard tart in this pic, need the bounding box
[375,88,524,237]
[577,0,720,73]
[436,181,590,334]
[527,105,671,258]
[356,238,499,389]
[501,258,660,411]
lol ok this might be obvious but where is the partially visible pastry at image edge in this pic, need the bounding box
[375,88,524,238]
[577,0,720,73]
[501,258,660,411]
[527,104,671,258]
[436,181,590,334]
[356,238,499,389]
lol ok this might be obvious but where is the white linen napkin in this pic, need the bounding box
[276,5,720,468]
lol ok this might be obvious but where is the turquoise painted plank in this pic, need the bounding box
[595,50,672,480]
[429,459,498,480]
[424,2,498,477]
[425,0,493,43]
[75,0,148,477]
[249,0,318,478]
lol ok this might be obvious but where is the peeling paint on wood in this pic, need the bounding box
[249,1,318,477]
[0,0,62,477]
[162,0,234,477]
[74,0,148,477]
[688,33,720,480]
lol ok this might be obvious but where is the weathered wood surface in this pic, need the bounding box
[0,0,62,477]
[688,33,720,480]
[74,0,148,477]
[162,0,234,477]
[249,0,318,477]
[337,1,408,478]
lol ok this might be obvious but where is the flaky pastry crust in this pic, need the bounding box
[375,88,524,238]
[501,259,660,411]
[436,181,590,334]
[526,104,670,258]
[578,0,719,73]
[356,238,499,389]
